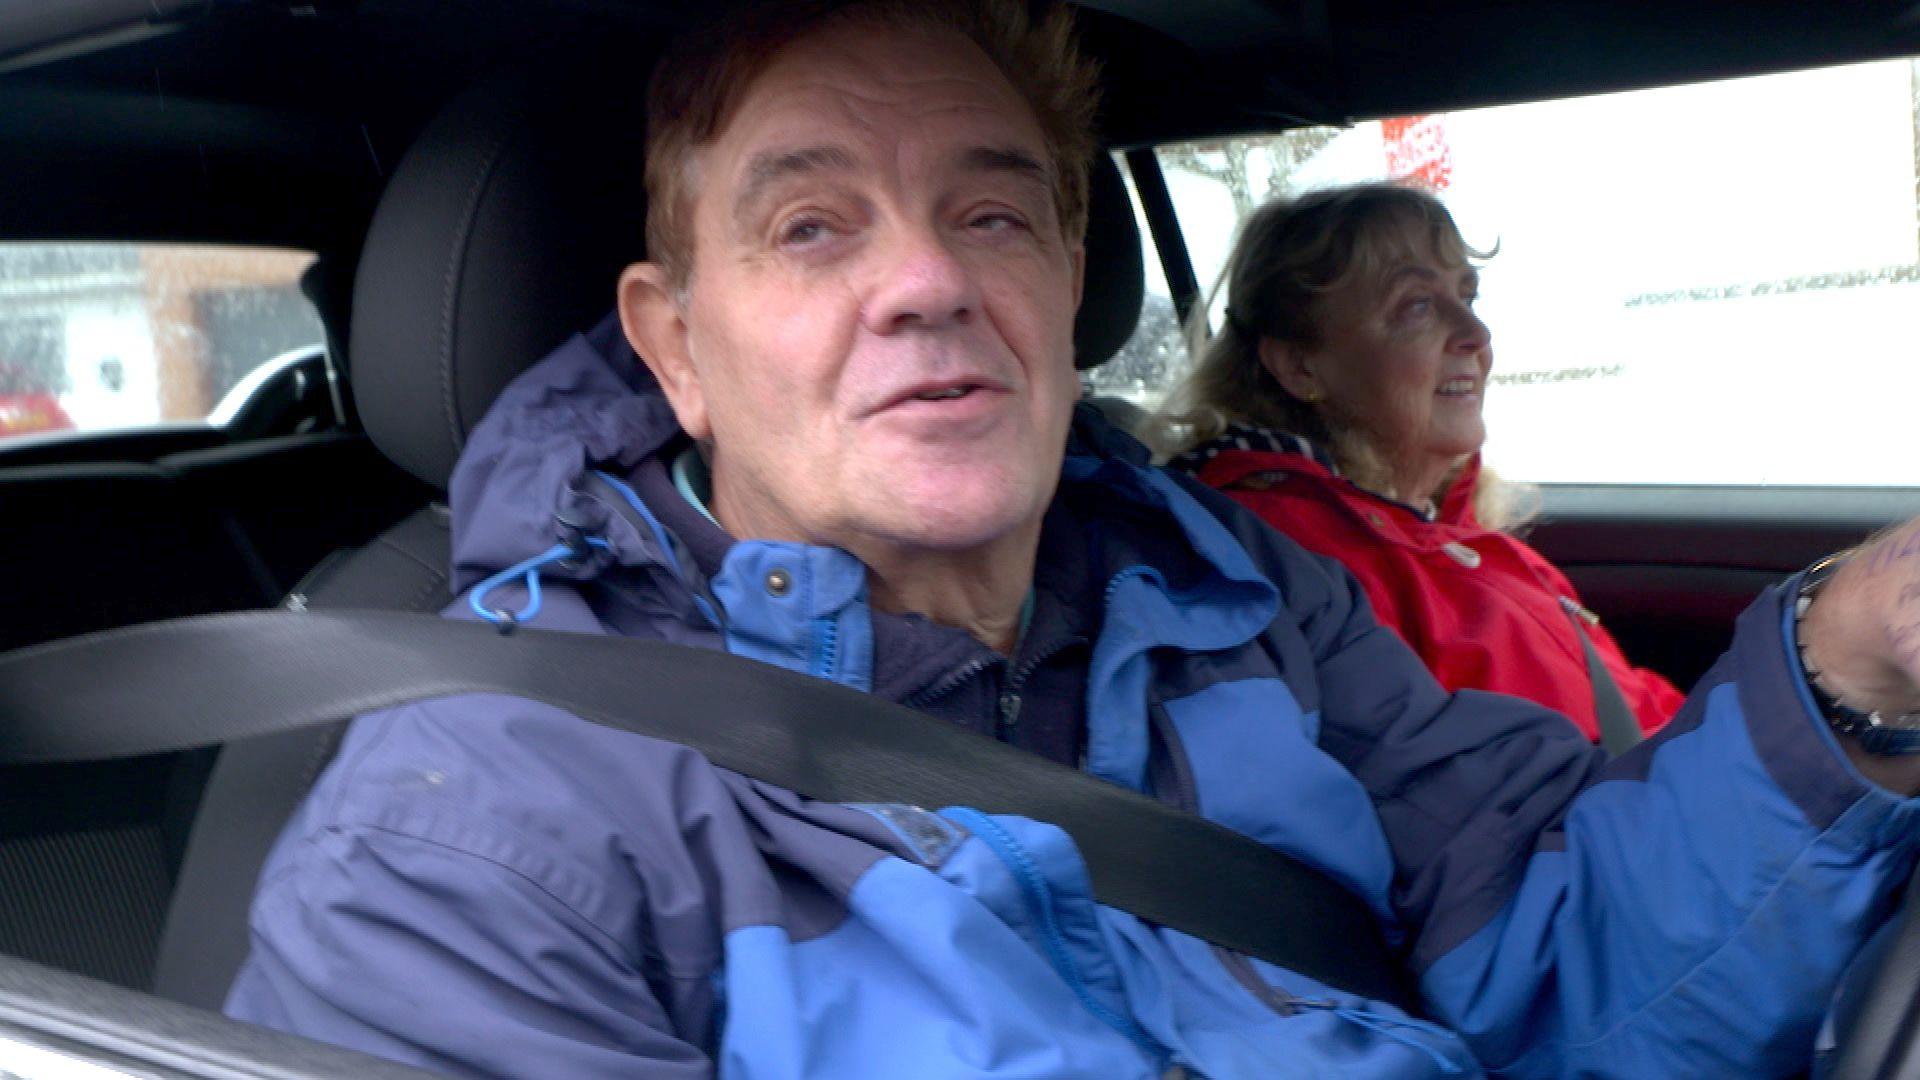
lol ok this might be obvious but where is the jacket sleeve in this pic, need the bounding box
[1296,550,1920,1077]
[223,725,713,1079]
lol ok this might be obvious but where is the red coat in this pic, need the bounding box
[1193,449,1681,740]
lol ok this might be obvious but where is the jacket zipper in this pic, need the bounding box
[812,615,839,680]
[995,639,1076,742]
[996,690,1023,741]
[905,655,998,710]
[907,634,1081,745]
[938,807,1163,1060]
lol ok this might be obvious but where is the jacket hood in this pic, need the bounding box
[446,314,682,594]
[446,315,1275,659]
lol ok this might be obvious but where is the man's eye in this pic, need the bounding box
[778,218,831,247]
[968,210,1027,233]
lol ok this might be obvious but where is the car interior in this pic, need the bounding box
[5,0,1920,1075]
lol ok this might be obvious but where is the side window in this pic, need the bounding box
[1144,58,1920,488]
[0,244,324,443]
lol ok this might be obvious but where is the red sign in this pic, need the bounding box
[1381,115,1453,191]
[0,393,75,437]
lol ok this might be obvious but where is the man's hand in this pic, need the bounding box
[1800,515,1920,795]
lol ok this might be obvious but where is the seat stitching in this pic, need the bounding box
[438,98,534,470]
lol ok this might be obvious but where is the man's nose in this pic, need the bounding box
[861,224,981,334]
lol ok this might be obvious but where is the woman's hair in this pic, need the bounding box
[1151,181,1534,531]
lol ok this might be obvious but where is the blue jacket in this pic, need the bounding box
[227,316,1920,1078]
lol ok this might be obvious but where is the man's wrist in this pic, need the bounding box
[1798,551,1920,757]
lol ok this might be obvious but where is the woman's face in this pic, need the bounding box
[1273,232,1491,490]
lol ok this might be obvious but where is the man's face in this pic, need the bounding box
[627,21,1085,558]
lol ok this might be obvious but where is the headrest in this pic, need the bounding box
[351,59,1145,489]
[1075,151,1145,373]
[350,60,649,489]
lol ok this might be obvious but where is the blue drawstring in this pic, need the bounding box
[593,470,689,579]
[468,537,612,632]
[1292,1000,1467,1075]
[592,469,724,628]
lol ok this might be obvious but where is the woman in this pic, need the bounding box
[1155,182,1681,741]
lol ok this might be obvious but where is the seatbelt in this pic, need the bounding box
[1560,599,1645,756]
[0,609,1416,1010]
[154,504,457,1009]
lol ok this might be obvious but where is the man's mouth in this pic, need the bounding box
[882,377,1008,411]
[911,385,977,401]
[1437,376,1479,397]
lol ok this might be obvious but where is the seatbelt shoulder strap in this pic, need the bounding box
[1561,598,1644,756]
[0,610,1417,1009]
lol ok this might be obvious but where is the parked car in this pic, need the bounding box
[0,391,71,438]
[2,0,1919,1075]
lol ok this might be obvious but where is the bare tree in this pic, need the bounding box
[1157,139,1257,218]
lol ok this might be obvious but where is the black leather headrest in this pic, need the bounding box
[1076,151,1144,373]
[351,60,1144,489]
[350,59,649,490]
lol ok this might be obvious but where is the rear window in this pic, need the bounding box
[1133,57,1920,487]
[0,244,323,443]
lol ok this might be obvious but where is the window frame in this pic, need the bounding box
[0,243,336,458]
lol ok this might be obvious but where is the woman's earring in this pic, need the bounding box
[1300,390,1322,405]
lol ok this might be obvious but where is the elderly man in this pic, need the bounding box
[226,1,1920,1076]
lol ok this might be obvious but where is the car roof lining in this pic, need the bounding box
[3,0,1920,259]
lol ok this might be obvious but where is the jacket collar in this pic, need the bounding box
[1178,425,1483,528]
[448,319,1284,690]
[1167,422,1339,476]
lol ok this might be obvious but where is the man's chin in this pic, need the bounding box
[852,482,1048,555]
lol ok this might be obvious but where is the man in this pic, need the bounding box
[225,1,1920,1076]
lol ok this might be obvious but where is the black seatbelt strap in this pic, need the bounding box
[1561,599,1644,756]
[0,609,1415,1010]
[154,509,460,1009]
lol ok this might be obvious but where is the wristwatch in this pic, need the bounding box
[1795,552,1920,754]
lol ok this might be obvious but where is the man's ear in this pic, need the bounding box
[1070,243,1086,311]
[1063,243,1086,370]
[1257,337,1320,403]
[618,262,710,440]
